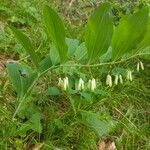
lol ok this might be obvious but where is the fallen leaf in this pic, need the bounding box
[97,140,116,150]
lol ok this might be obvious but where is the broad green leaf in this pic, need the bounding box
[7,63,37,97]
[137,17,150,51]
[85,3,113,63]
[22,72,37,96]
[43,5,68,63]
[49,38,78,65]
[48,86,60,96]
[50,46,60,65]
[7,63,23,97]
[74,42,87,62]
[10,27,40,67]
[38,54,52,73]
[14,64,37,96]
[17,113,42,135]
[80,111,116,137]
[112,7,149,59]
[29,112,42,133]
[16,123,31,137]
[66,38,79,57]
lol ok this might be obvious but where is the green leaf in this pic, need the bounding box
[112,7,149,59]
[80,111,116,137]
[48,86,60,96]
[16,123,31,137]
[38,54,52,73]
[10,27,40,67]
[66,38,79,57]
[43,5,68,63]
[137,17,150,51]
[7,63,37,97]
[50,46,60,65]
[85,3,113,63]
[7,63,23,97]
[74,42,87,62]
[29,112,42,133]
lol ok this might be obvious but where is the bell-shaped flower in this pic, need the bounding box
[106,74,112,87]
[127,70,133,81]
[127,70,130,80]
[129,71,133,81]
[114,75,119,85]
[77,78,84,91]
[91,78,96,91]
[58,78,63,88]
[137,62,140,72]
[119,75,123,84]
[140,61,144,70]
[63,77,69,91]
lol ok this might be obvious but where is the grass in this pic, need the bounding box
[0,0,150,150]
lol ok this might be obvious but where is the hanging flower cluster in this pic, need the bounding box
[58,77,69,91]
[88,78,96,91]
[58,77,97,91]
[57,61,145,91]
[127,70,133,81]
[114,74,123,85]
[77,78,84,91]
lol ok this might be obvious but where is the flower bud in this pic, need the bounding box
[63,77,69,91]
[91,78,96,91]
[114,75,119,85]
[106,75,112,87]
[119,75,123,84]
[77,78,84,91]
[137,62,140,72]
[129,71,133,81]
[127,70,130,80]
[140,61,144,70]
[58,78,63,88]
[127,70,132,81]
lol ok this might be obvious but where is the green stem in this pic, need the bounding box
[59,52,150,68]
[12,66,56,119]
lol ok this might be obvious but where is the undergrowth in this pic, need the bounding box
[0,0,150,150]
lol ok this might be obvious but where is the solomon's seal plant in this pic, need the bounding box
[7,2,150,139]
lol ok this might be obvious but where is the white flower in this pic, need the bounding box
[140,61,144,70]
[63,77,69,91]
[58,78,63,88]
[88,78,96,91]
[137,62,140,72]
[106,74,112,87]
[127,70,133,81]
[106,75,109,85]
[91,78,96,91]
[127,70,130,80]
[77,78,84,91]
[119,75,123,84]
[129,71,133,81]
[114,75,119,85]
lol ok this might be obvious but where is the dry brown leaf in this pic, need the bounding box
[31,143,44,150]
[97,140,116,150]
